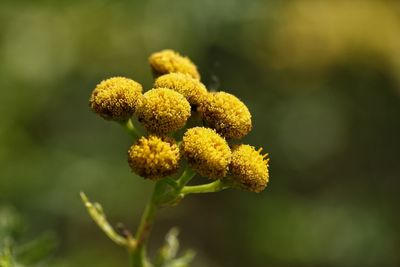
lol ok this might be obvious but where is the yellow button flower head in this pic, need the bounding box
[89,77,142,121]
[149,49,200,80]
[136,88,191,134]
[128,135,181,180]
[181,127,231,179]
[154,73,208,107]
[229,144,269,193]
[199,92,252,139]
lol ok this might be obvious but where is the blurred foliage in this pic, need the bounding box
[155,228,195,267]
[0,0,399,266]
[0,207,57,267]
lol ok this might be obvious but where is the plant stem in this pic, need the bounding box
[135,200,157,246]
[130,240,150,267]
[181,180,229,195]
[130,181,164,267]
[121,119,141,140]
[80,192,132,248]
[177,165,196,188]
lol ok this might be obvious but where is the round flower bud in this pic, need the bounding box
[199,92,252,139]
[128,135,181,180]
[229,144,269,193]
[89,77,142,121]
[181,127,231,179]
[136,88,191,134]
[149,49,200,80]
[154,73,208,107]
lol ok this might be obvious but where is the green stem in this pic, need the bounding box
[177,165,196,188]
[129,168,199,267]
[135,200,157,246]
[120,119,141,140]
[80,192,133,248]
[130,181,164,267]
[181,180,229,195]
[130,237,151,267]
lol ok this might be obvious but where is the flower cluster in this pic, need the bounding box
[89,49,270,192]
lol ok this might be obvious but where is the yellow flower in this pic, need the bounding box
[136,88,191,134]
[128,135,180,180]
[154,73,208,107]
[149,49,200,80]
[229,144,269,193]
[89,77,142,121]
[199,92,252,139]
[181,127,231,179]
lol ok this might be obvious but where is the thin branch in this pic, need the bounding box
[181,180,230,195]
[120,118,141,140]
[80,192,135,249]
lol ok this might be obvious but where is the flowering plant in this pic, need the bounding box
[82,49,270,267]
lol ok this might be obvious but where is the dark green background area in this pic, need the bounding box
[1,0,399,266]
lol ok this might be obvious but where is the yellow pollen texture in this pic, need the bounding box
[136,88,191,134]
[149,49,200,80]
[154,73,208,107]
[128,135,180,180]
[89,77,142,121]
[181,127,231,179]
[199,92,252,139]
[229,144,269,193]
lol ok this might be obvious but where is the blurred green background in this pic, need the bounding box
[1,0,400,266]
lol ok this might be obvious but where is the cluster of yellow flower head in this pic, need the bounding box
[89,49,269,193]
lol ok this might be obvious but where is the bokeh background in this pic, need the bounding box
[1,0,400,266]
